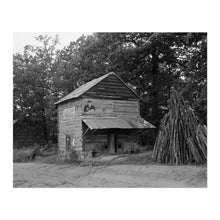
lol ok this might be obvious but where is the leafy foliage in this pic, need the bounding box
[13,35,60,143]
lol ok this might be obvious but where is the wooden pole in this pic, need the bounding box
[108,133,116,154]
[152,90,207,165]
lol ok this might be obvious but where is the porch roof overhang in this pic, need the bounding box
[82,117,155,130]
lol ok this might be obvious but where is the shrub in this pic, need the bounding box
[65,149,82,162]
[13,149,33,162]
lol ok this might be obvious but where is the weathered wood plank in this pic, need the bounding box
[58,100,83,153]
[83,74,139,100]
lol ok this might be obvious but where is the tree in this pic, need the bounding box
[13,35,60,144]
[54,34,110,96]
[175,33,207,124]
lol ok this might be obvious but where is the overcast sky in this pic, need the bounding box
[13,32,92,54]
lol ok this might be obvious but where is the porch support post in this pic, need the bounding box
[108,133,116,154]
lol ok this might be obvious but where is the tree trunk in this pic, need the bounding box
[40,104,49,145]
[151,52,160,128]
[42,114,48,145]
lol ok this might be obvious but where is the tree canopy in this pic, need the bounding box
[13,33,207,144]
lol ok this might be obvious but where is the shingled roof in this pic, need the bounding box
[55,72,142,105]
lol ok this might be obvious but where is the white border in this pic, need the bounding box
[1,0,220,220]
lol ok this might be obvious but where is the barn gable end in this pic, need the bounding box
[82,73,140,100]
[55,72,141,105]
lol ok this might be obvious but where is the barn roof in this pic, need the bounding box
[82,117,155,130]
[55,72,142,105]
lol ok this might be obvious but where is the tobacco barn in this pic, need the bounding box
[55,72,155,158]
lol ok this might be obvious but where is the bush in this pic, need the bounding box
[13,149,33,162]
[13,143,58,162]
[65,149,82,162]
[39,145,58,157]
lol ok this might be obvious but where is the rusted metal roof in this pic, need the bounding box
[82,117,155,130]
[55,72,142,105]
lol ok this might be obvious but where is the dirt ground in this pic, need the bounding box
[13,162,207,187]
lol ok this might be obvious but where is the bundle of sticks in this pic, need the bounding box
[152,90,207,165]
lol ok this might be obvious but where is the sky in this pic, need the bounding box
[13,32,92,54]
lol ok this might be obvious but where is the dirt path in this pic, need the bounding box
[13,163,207,187]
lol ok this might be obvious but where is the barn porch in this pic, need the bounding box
[82,117,155,155]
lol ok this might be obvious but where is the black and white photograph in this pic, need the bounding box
[2,1,220,220]
[13,32,207,188]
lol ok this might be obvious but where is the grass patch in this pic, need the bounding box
[34,155,80,165]
[80,151,155,167]
[13,149,154,167]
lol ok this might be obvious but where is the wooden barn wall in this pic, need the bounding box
[81,98,139,117]
[117,134,139,145]
[83,133,108,151]
[58,99,83,154]
[83,132,140,153]
[82,74,139,100]
[113,100,139,117]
